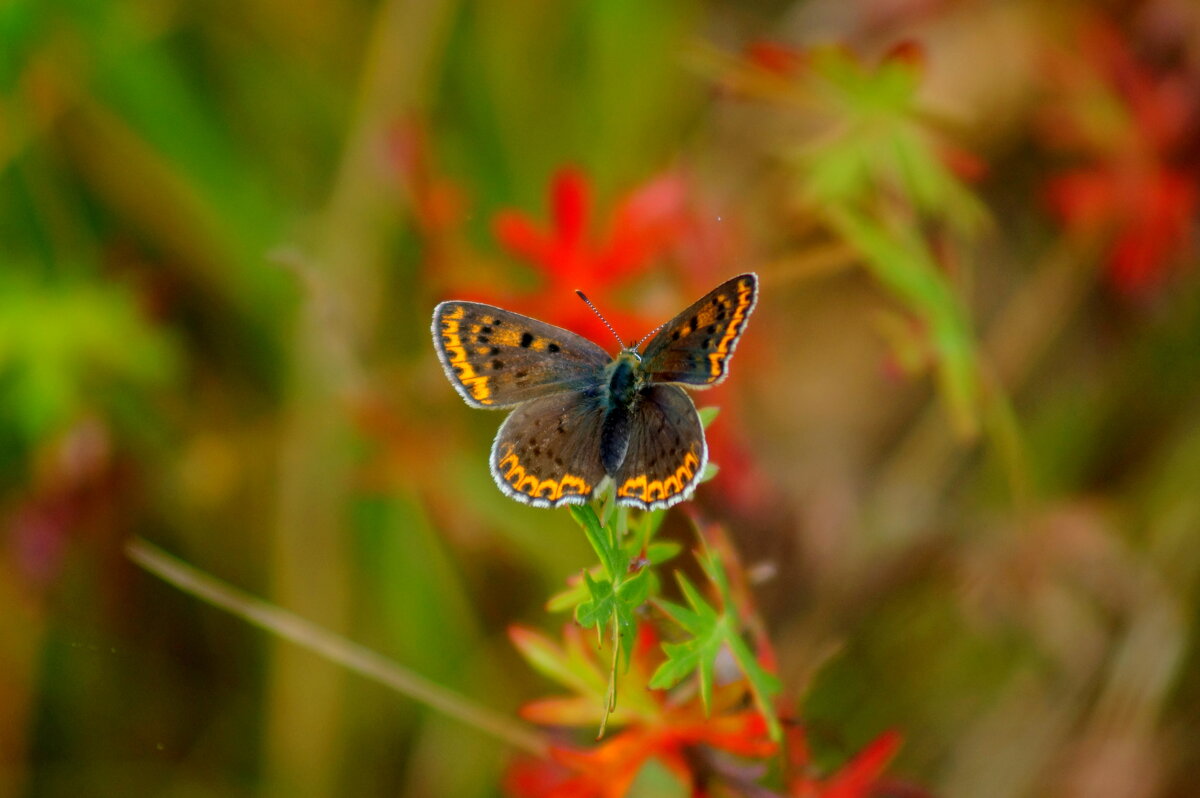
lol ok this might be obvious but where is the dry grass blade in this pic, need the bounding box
[126,537,548,757]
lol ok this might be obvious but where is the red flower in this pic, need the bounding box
[1041,19,1199,294]
[491,168,691,345]
[506,707,776,798]
[505,624,778,798]
[1046,166,1196,292]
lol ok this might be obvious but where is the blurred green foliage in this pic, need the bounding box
[0,274,178,445]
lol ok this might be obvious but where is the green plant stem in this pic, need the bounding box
[126,538,548,757]
[598,612,620,740]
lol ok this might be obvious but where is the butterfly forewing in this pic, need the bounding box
[433,302,611,408]
[640,273,758,387]
[612,385,707,510]
[490,392,608,507]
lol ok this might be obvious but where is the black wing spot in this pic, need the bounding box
[701,339,712,349]
[705,325,717,334]
[491,359,505,370]
[477,335,490,344]
[520,332,535,348]
[716,311,727,321]
[490,347,501,355]
[548,342,561,353]
[515,370,528,381]
[671,329,681,341]
[481,325,494,334]
[554,457,564,466]
[689,315,699,329]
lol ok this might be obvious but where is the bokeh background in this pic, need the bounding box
[3,0,1200,795]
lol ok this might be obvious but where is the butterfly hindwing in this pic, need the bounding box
[612,385,707,510]
[640,273,758,387]
[490,391,608,507]
[432,302,611,408]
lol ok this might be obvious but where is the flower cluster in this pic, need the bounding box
[1041,18,1199,294]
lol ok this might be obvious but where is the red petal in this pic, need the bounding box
[882,40,926,76]
[1044,171,1119,230]
[939,143,988,182]
[494,212,551,269]
[553,168,591,251]
[745,40,806,76]
[693,712,779,758]
[821,730,902,798]
[1108,174,1195,293]
[621,172,688,228]
[598,175,689,280]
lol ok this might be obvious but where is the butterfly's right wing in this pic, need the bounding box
[639,273,757,388]
[490,391,608,507]
[433,302,611,408]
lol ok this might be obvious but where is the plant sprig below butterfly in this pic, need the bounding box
[539,417,783,740]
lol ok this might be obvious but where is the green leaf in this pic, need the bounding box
[546,573,593,612]
[644,541,681,565]
[650,549,783,740]
[570,504,625,579]
[509,625,607,697]
[575,569,617,630]
[697,405,720,429]
[616,566,652,607]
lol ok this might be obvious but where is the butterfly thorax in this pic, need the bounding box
[598,351,645,475]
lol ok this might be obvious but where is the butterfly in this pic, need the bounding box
[431,274,758,510]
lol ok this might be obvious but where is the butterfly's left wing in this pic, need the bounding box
[490,391,608,507]
[639,273,758,388]
[612,385,707,511]
[433,302,611,408]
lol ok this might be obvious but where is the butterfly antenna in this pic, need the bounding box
[633,322,666,350]
[575,290,627,350]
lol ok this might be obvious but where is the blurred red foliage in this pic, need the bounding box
[492,168,692,345]
[1041,18,1199,294]
[504,625,777,798]
[785,727,911,798]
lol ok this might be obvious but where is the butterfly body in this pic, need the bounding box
[598,351,643,474]
[432,274,758,510]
